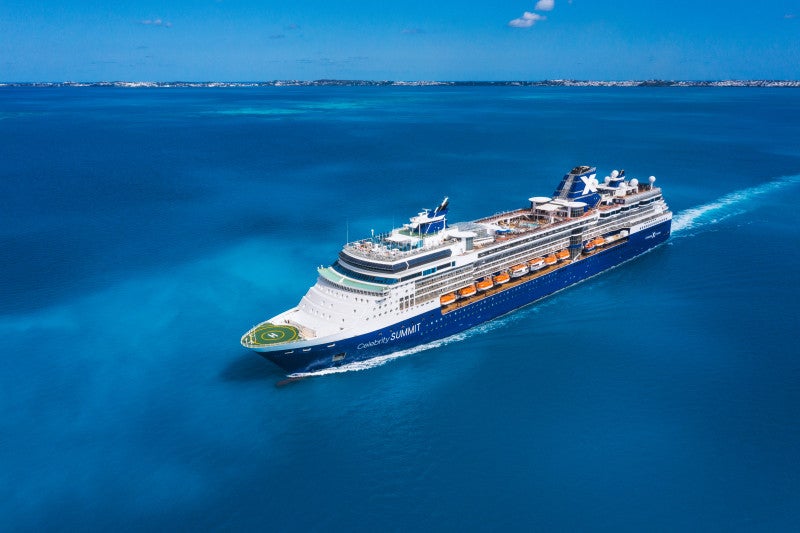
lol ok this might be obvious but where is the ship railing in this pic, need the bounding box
[343,239,450,261]
[241,331,257,347]
[474,208,531,225]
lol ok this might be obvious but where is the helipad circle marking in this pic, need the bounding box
[252,324,299,345]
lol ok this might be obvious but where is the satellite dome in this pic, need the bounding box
[604,176,611,184]
[630,178,639,188]
[649,176,656,183]
[611,170,619,179]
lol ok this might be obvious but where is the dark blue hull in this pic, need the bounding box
[259,220,671,374]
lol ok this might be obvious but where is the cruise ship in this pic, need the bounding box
[241,165,672,374]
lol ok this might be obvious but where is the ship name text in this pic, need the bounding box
[357,322,422,350]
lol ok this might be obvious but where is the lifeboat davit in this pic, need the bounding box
[510,263,529,278]
[544,254,557,266]
[528,257,545,270]
[440,292,456,306]
[493,272,510,285]
[458,284,477,298]
[556,249,570,261]
[476,279,493,292]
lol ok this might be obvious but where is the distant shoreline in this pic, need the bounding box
[2,80,800,88]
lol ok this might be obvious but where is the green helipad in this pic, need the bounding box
[250,323,300,346]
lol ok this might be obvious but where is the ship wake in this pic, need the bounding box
[672,174,800,235]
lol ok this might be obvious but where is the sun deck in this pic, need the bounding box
[342,234,455,262]
[335,183,663,282]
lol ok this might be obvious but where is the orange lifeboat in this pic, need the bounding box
[528,257,545,270]
[509,263,529,278]
[593,236,606,247]
[544,254,557,266]
[476,279,493,292]
[493,272,510,285]
[439,292,456,306]
[458,284,477,298]
[556,249,570,261]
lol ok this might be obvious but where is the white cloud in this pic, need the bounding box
[508,12,546,28]
[140,19,172,28]
[535,0,555,11]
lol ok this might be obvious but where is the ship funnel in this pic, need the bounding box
[434,196,449,215]
[553,165,601,207]
[409,197,449,235]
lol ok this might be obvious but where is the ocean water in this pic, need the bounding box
[1,86,799,531]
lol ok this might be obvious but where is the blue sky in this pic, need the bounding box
[1,0,798,81]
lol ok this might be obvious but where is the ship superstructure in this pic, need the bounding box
[242,165,672,374]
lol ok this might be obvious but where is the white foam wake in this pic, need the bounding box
[672,175,800,234]
[288,336,464,378]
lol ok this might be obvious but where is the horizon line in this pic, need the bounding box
[3,79,800,87]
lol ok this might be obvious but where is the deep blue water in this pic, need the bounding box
[1,86,799,531]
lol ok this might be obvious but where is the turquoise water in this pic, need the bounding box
[1,86,799,530]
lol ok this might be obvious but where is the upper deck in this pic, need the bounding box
[338,168,664,273]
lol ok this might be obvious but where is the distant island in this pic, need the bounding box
[2,80,799,88]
